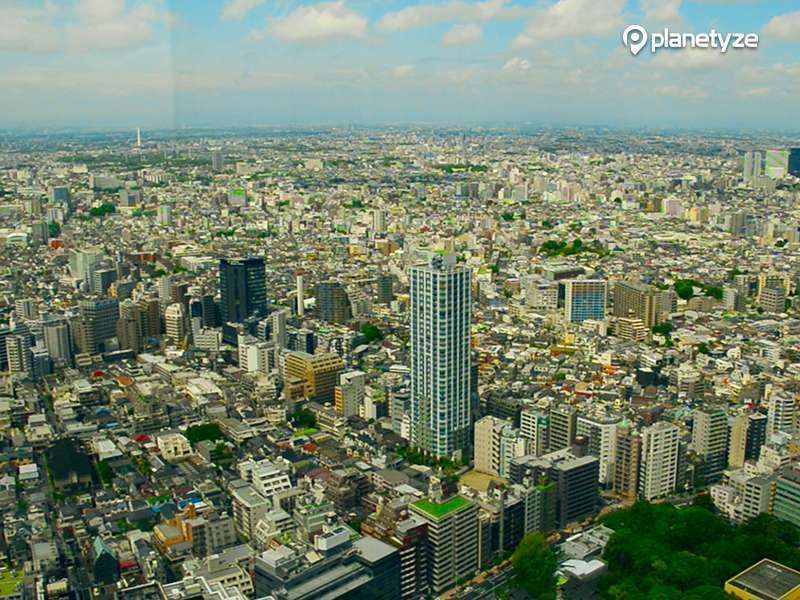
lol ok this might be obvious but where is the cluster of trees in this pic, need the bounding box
[540,238,584,257]
[396,446,463,474]
[674,279,723,301]
[88,203,115,218]
[184,423,223,446]
[95,460,115,487]
[539,238,608,258]
[360,324,383,343]
[290,409,317,429]
[512,534,558,600]
[434,163,488,173]
[599,501,800,599]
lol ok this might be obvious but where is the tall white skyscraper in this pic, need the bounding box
[410,254,471,458]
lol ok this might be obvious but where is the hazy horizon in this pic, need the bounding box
[2,0,799,130]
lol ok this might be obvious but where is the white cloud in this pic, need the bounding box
[514,0,625,46]
[221,0,265,21]
[75,0,125,23]
[654,84,707,100]
[252,1,367,43]
[641,0,682,23]
[0,3,60,53]
[763,11,800,42]
[650,48,724,71]
[392,64,416,78]
[68,4,162,50]
[441,24,482,47]
[377,0,525,33]
[0,0,165,53]
[738,87,770,97]
[502,56,531,71]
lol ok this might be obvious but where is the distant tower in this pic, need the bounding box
[136,128,142,148]
[296,270,305,318]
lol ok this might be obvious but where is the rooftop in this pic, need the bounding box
[0,570,23,597]
[726,559,800,600]
[411,495,471,521]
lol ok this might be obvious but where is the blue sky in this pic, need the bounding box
[1,0,799,130]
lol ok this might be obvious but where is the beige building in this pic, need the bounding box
[283,351,344,402]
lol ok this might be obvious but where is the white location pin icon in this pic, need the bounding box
[623,25,648,56]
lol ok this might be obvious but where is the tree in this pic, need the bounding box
[361,324,383,343]
[291,409,317,429]
[599,501,800,599]
[674,280,696,300]
[48,222,61,238]
[512,534,558,600]
[184,423,223,446]
[95,460,114,486]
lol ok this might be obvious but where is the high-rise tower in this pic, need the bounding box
[219,257,267,324]
[410,254,471,458]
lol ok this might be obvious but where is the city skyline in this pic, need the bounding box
[2,0,800,130]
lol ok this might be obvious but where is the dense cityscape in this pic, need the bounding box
[0,127,799,600]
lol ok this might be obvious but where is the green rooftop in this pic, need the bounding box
[0,570,23,597]
[412,496,471,520]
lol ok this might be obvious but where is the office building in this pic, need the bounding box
[743,150,763,182]
[78,298,119,353]
[410,496,478,595]
[315,280,352,324]
[219,258,267,324]
[474,416,526,478]
[768,391,796,439]
[376,274,394,304]
[165,303,188,344]
[638,422,680,501]
[334,370,365,418]
[6,334,31,376]
[410,254,472,458]
[691,407,728,484]
[760,286,786,314]
[283,351,344,403]
[49,185,71,209]
[549,405,577,451]
[362,502,429,600]
[211,149,224,172]
[509,481,557,536]
[253,530,400,600]
[43,320,72,367]
[564,280,607,323]
[509,449,599,528]
[728,413,749,470]
[611,423,640,499]
[613,280,661,328]
[520,407,549,456]
[69,247,104,286]
[774,466,800,529]
[789,148,800,177]
[746,413,768,461]
[576,415,619,484]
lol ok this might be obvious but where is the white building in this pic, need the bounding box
[410,254,472,458]
[157,432,193,461]
[638,421,679,501]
